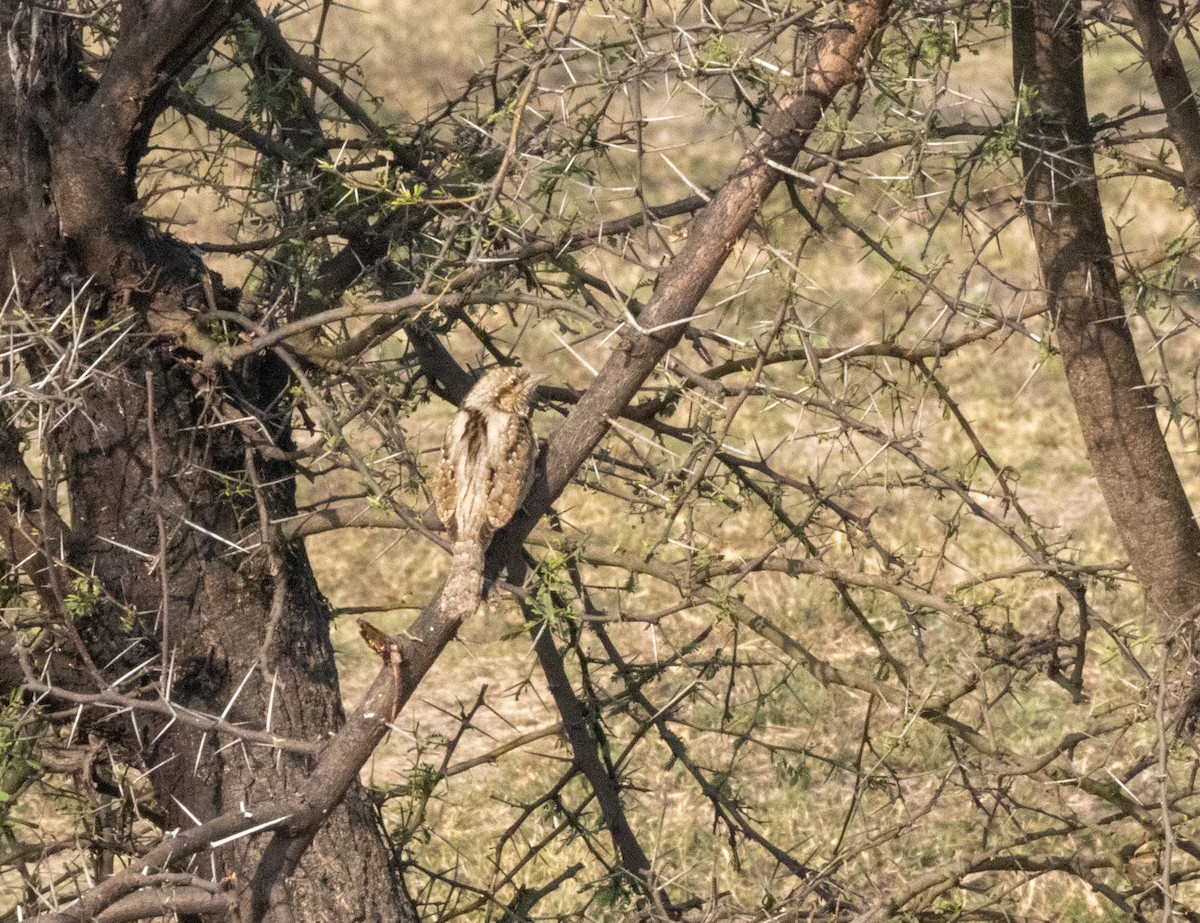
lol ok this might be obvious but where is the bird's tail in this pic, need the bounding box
[441,539,486,619]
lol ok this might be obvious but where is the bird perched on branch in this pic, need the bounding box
[435,367,538,613]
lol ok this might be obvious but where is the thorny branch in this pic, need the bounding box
[8,0,1200,920]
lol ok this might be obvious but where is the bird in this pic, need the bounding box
[434,367,539,613]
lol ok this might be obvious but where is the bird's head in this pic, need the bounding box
[461,367,541,414]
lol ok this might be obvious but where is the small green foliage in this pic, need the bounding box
[931,893,964,918]
[916,25,959,67]
[406,762,439,800]
[64,575,102,620]
[216,473,251,504]
[391,182,428,208]
[204,320,243,346]
[587,870,636,914]
[699,36,734,67]
[983,84,1037,166]
[0,691,37,810]
[524,547,577,633]
[709,590,735,626]
[771,752,810,788]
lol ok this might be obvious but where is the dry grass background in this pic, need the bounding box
[12,2,1200,920]
[287,11,1188,914]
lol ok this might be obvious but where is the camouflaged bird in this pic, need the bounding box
[435,368,538,613]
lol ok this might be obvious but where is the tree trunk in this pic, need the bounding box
[1012,0,1200,649]
[0,6,413,920]
[1122,0,1200,216]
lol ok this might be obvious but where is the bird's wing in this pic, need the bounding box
[434,416,464,538]
[486,420,536,531]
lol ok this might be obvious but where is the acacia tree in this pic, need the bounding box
[6,0,1200,920]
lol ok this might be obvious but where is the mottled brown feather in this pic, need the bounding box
[435,368,538,543]
[486,419,536,530]
[434,432,460,536]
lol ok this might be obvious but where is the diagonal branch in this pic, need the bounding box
[194,2,896,914]
[528,0,893,510]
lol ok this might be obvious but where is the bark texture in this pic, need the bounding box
[537,0,893,505]
[0,6,413,920]
[1122,0,1200,215]
[1012,0,1200,635]
[330,0,895,902]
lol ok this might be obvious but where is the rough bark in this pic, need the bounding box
[1122,0,1200,216]
[3,0,892,914]
[1012,0,1200,639]
[535,0,893,511]
[336,0,895,900]
[240,0,893,906]
[0,5,413,920]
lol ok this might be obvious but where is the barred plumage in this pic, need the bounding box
[435,368,538,614]
[436,367,538,540]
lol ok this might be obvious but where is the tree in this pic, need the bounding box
[5,0,1200,920]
